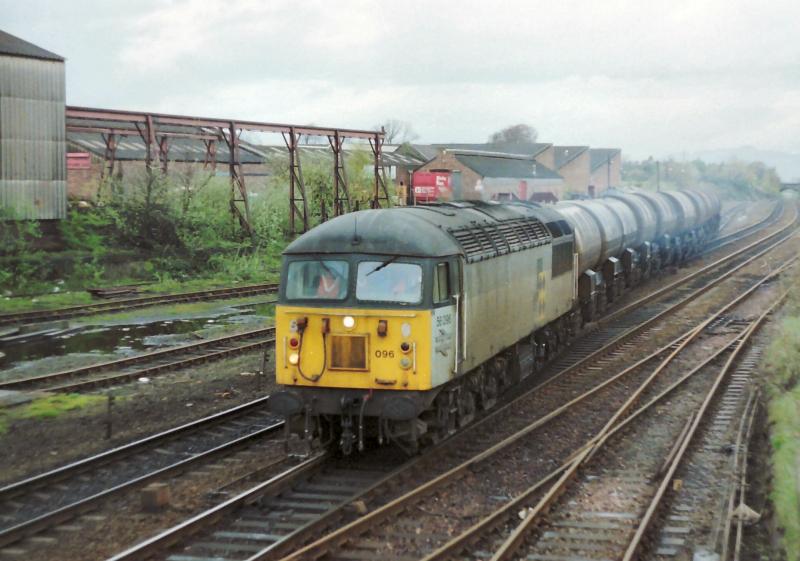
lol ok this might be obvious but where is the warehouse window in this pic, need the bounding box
[433,263,450,303]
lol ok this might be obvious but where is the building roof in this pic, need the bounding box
[257,144,426,168]
[589,148,621,171]
[68,133,427,168]
[404,144,441,161]
[0,30,64,61]
[554,146,589,169]
[68,132,267,164]
[434,142,552,158]
[452,152,562,180]
[284,201,552,260]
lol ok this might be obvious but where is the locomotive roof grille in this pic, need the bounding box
[450,217,551,262]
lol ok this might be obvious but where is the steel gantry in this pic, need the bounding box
[65,106,386,238]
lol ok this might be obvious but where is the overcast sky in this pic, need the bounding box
[4,0,800,160]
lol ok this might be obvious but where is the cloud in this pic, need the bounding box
[3,0,800,160]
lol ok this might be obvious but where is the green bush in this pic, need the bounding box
[622,158,781,196]
[1,152,393,295]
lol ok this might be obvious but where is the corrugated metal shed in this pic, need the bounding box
[0,31,66,220]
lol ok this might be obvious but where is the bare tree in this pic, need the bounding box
[375,119,419,144]
[488,124,538,144]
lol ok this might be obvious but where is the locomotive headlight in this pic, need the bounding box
[400,357,412,369]
[342,316,356,330]
[288,353,299,365]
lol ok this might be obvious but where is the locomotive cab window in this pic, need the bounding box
[356,261,422,304]
[286,259,349,300]
[433,262,450,304]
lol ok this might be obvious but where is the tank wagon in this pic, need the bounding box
[268,189,720,454]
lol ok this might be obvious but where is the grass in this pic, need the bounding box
[0,394,106,434]
[768,386,800,561]
[74,295,275,326]
[763,312,800,561]
[0,291,94,313]
[0,273,280,315]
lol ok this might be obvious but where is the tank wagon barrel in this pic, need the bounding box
[267,187,721,454]
[606,192,658,247]
[663,190,699,233]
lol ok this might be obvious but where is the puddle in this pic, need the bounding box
[0,301,274,371]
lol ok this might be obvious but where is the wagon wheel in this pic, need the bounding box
[457,388,476,428]
[503,346,522,386]
[480,372,498,410]
[422,393,454,445]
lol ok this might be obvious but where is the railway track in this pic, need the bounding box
[643,329,765,560]
[271,263,789,561]
[702,199,782,254]
[477,288,783,561]
[0,282,279,328]
[0,327,275,393]
[0,398,284,550]
[101,205,797,561]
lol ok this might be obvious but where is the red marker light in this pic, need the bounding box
[289,337,299,348]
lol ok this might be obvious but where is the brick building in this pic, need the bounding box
[589,148,622,194]
[414,149,563,201]
[553,146,591,196]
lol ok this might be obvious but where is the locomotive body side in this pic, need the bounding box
[269,201,574,453]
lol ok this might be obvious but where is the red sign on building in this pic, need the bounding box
[412,171,452,202]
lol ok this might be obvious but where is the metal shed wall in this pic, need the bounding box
[0,54,66,220]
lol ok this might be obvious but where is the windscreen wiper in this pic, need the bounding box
[366,255,399,276]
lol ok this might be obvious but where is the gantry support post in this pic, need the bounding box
[284,127,309,235]
[328,131,350,217]
[100,133,118,181]
[203,139,218,171]
[97,132,119,200]
[144,114,158,174]
[369,130,391,209]
[158,136,170,175]
[224,121,254,242]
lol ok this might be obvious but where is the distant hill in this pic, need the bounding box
[679,146,800,182]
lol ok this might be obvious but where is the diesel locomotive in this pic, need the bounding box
[267,189,721,454]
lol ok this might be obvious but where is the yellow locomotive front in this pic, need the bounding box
[275,257,435,392]
[267,210,462,454]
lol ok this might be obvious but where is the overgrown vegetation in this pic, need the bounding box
[762,277,800,561]
[622,158,781,197]
[0,394,106,434]
[0,149,390,299]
